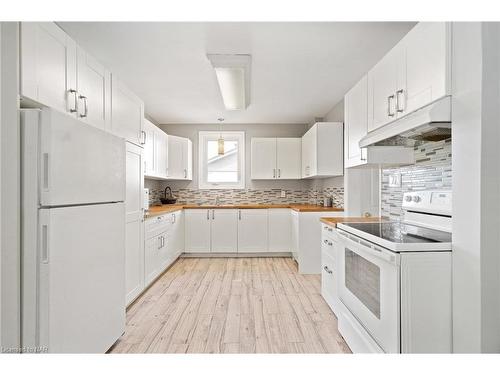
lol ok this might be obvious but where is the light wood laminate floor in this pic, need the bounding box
[110,257,351,354]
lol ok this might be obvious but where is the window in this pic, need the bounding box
[198,131,245,189]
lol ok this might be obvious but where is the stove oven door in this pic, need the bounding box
[337,229,400,353]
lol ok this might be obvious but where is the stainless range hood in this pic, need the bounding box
[359,96,451,148]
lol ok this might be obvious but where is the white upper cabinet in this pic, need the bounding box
[76,47,111,131]
[367,22,451,132]
[398,22,451,116]
[276,138,302,179]
[301,123,343,178]
[111,76,145,146]
[251,138,277,179]
[143,119,168,179]
[345,75,368,168]
[367,46,400,132]
[20,22,77,115]
[167,135,192,180]
[251,137,301,180]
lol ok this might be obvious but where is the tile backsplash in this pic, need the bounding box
[146,184,344,207]
[381,138,452,220]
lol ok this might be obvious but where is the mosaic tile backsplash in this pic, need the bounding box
[147,186,344,207]
[381,138,452,220]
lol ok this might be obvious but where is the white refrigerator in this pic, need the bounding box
[21,108,126,353]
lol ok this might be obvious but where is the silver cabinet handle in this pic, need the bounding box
[207,210,210,220]
[238,210,242,220]
[141,130,146,145]
[184,169,187,179]
[387,94,395,117]
[273,169,276,178]
[172,213,175,223]
[158,236,162,250]
[278,169,281,178]
[78,95,88,118]
[212,210,215,220]
[323,266,333,274]
[68,89,78,113]
[396,89,405,113]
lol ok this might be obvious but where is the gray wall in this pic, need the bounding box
[158,123,309,191]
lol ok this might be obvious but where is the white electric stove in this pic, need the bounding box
[335,190,453,353]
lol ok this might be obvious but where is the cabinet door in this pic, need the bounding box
[167,135,184,179]
[367,46,400,131]
[237,209,268,252]
[184,210,211,253]
[144,236,161,286]
[155,128,169,178]
[211,209,238,253]
[20,22,77,114]
[251,138,277,179]
[345,76,368,168]
[111,76,144,146]
[301,126,317,178]
[76,47,111,131]
[399,22,450,116]
[276,138,301,179]
[268,209,291,252]
[143,120,156,177]
[291,211,299,261]
[157,230,170,272]
[183,138,193,180]
[125,143,145,305]
[170,211,184,258]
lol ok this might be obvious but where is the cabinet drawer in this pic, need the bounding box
[321,223,337,240]
[321,248,337,307]
[145,215,169,239]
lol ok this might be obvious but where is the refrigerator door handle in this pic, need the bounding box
[42,153,50,191]
[41,224,49,263]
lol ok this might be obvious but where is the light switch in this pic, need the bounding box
[280,190,286,198]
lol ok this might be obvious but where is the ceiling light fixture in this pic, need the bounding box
[207,54,251,111]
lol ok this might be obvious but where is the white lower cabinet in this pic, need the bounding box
[211,209,238,252]
[268,209,290,252]
[292,211,343,274]
[144,211,183,288]
[321,225,344,316]
[237,209,269,252]
[185,209,211,253]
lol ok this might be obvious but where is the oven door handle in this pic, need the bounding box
[337,230,398,265]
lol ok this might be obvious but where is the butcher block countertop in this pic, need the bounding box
[145,203,344,218]
[320,216,381,227]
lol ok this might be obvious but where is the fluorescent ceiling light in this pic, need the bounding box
[207,54,251,111]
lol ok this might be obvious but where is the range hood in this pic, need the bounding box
[359,96,451,148]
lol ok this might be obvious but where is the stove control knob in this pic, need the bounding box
[405,195,413,202]
[412,195,421,203]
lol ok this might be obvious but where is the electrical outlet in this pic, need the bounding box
[280,190,286,198]
[388,173,402,188]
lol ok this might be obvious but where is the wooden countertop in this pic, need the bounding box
[182,203,344,212]
[145,203,344,218]
[320,216,381,227]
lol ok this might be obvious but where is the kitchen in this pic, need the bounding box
[1,4,500,370]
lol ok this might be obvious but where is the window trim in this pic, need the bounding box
[198,131,246,190]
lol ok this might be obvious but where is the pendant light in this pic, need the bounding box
[217,118,225,155]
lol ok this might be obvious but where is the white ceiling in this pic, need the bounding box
[59,22,415,124]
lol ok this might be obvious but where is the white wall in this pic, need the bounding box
[452,22,500,353]
[0,22,20,350]
[158,123,309,190]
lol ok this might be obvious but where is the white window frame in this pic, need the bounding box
[198,131,246,190]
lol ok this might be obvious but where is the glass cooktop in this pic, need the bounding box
[340,222,452,244]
